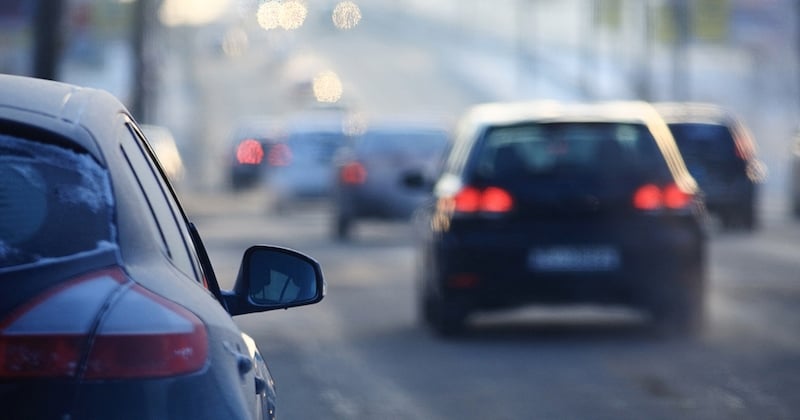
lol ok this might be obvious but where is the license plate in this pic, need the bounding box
[529,246,620,272]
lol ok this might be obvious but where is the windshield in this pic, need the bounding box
[0,134,115,269]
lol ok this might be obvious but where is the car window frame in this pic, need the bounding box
[117,115,208,287]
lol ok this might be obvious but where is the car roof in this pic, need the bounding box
[457,100,697,193]
[652,102,737,125]
[0,74,128,160]
[462,100,666,127]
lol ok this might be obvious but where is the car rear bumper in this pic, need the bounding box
[428,216,705,310]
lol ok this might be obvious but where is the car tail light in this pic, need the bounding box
[453,186,514,214]
[633,183,692,211]
[340,162,367,185]
[236,139,264,165]
[0,268,208,380]
[447,273,480,289]
[267,143,292,167]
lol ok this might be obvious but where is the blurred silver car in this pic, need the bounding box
[791,130,800,218]
[331,119,450,240]
[263,113,350,213]
[225,117,284,191]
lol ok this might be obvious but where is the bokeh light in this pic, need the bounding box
[257,0,308,31]
[256,1,282,30]
[332,1,361,30]
[279,1,308,30]
[222,27,249,57]
[312,71,343,103]
[159,0,231,26]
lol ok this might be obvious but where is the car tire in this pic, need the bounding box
[648,266,705,338]
[422,291,469,337]
[333,214,353,241]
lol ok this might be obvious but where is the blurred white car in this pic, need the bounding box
[140,124,185,184]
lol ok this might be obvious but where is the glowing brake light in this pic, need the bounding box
[267,143,292,167]
[340,162,367,184]
[0,268,208,379]
[236,139,264,165]
[633,183,691,211]
[453,186,514,213]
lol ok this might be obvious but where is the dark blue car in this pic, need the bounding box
[415,101,707,336]
[0,75,325,419]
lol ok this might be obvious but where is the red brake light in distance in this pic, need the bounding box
[633,184,662,210]
[0,268,208,380]
[662,184,691,209]
[267,143,292,167]
[453,186,514,213]
[340,162,367,184]
[454,186,482,212]
[633,183,692,211]
[481,187,514,213]
[236,139,264,165]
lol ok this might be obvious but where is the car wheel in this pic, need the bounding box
[422,291,469,337]
[648,266,705,338]
[333,214,353,241]
[792,197,800,219]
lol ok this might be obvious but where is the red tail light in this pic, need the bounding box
[340,162,367,185]
[0,268,208,379]
[453,186,514,213]
[454,186,482,212]
[236,139,264,165]
[633,183,692,211]
[267,143,292,167]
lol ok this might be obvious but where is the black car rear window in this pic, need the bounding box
[0,134,116,269]
[668,123,739,166]
[474,122,665,180]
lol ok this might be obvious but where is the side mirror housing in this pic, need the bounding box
[223,245,326,316]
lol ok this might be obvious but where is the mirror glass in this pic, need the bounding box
[247,248,318,306]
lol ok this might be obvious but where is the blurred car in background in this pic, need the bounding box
[263,112,350,213]
[791,129,800,218]
[331,118,450,240]
[655,103,766,231]
[414,101,707,337]
[140,123,185,185]
[226,117,285,191]
[0,74,325,419]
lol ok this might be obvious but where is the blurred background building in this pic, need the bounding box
[1,0,798,196]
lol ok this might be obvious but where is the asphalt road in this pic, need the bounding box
[169,7,800,419]
[182,190,800,420]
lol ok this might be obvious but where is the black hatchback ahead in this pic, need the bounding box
[655,102,765,231]
[415,101,707,336]
[0,75,324,419]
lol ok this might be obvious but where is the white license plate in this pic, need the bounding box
[529,246,620,272]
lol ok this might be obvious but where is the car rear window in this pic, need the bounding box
[0,134,115,269]
[668,123,739,166]
[473,122,665,181]
[359,131,448,156]
[286,131,347,164]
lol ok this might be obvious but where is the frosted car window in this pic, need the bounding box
[0,134,115,269]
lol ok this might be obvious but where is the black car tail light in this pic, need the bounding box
[340,162,367,185]
[267,143,292,167]
[236,139,265,165]
[0,267,208,380]
[452,186,514,214]
[633,183,692,211]
[447,273,480,289]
